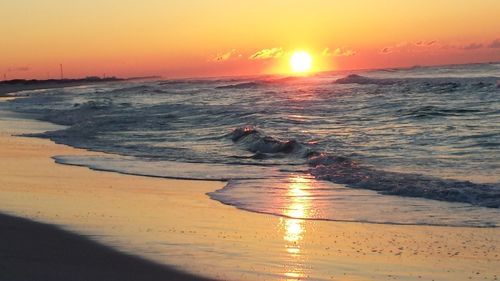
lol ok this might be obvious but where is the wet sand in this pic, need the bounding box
[0,112,499,280]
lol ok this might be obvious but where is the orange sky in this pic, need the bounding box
[1,0,499,79]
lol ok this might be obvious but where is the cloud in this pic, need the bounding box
[414,40,436,47]
[382,40,439,54]
[461,43,483,50]
[488,38,500,48]
[322,47,356,57]
[380,41,411,54]
[249,47,284,60]
[211,49,240,62]
[7,66,30,72]
[439,41,486,50]
[380,47,393,54]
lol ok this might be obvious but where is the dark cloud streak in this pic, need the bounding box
[7,66,30,72]
[488,38,500,48]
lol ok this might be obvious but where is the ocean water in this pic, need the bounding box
[4,63,500,227]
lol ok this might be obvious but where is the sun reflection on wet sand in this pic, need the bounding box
[280,175,313,280]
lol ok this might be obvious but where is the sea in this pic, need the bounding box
[4,63,500,227]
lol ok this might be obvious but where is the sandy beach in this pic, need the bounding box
[0,104,499,281]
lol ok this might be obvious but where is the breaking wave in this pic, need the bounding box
[226,127,500,208]
[229,127,309,157]
[308,154,500,208]
[335,74,499,88]
[216,82,264,89]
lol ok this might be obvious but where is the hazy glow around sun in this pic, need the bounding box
[290,51,312,73]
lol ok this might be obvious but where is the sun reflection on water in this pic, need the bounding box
[280,175,313,280]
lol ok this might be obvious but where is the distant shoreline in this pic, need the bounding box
[0,76,161,96]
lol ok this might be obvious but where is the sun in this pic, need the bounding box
[290,51,313,73]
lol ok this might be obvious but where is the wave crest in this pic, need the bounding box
[216,82,264,89]
[335,74,399,85]
[309,154,500,208]
[396,105,482,119]
[229,127,308,156]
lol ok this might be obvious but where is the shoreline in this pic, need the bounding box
[0,80,119,97]
[1,108,500,280]
[0,76,163,97]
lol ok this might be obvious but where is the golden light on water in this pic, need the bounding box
[285,175,313,219]
[282,177,311,246]
[284,271,303,280]
[283,217,304,244]
[280,175,314,280]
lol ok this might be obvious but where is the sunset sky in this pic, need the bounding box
[1,0,500,79]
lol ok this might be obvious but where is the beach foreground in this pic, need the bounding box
[0,213,212,281]
[0,112,499,281]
